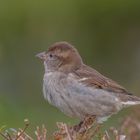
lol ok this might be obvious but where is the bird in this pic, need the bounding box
[36,41,140,123]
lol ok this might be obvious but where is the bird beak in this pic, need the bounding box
[36,52,46,60]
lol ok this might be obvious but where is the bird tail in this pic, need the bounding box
[121,95,140,107]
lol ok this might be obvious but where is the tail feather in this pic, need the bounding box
[121,95,140,106]
[122,101,140,106]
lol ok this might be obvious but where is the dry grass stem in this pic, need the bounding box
[0,114,140,140]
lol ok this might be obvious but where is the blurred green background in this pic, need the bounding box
[0,0,140,137]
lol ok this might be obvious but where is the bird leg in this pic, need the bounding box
[73,115,97,132]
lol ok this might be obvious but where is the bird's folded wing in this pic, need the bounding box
[73,64,132,95]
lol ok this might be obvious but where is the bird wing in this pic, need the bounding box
[73,64,132,95]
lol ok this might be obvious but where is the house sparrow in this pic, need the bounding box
[36,41,140,123]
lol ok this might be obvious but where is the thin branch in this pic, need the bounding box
[0,132,10,140]
[15,119,30,140]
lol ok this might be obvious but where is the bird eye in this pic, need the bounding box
[48,53,57,60]
[49,54,53,58]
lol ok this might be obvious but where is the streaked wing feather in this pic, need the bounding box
[74,64,132,95]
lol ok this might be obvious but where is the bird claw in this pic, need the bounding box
[73,115,97,132]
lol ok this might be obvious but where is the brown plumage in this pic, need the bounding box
[37,41,140,122]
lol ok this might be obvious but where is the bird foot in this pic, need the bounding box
[73,115,97,132]
[54,116,101,140]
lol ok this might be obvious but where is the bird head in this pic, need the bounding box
[36,41,83,73]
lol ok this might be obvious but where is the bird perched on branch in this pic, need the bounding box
[36,41,140,123]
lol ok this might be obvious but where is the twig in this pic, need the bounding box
[18,128,33,140]
[5,131,12,140]
[0,131,10,140]
[15,119,30,140]
[63,124,73,140]
[42,125,47,140]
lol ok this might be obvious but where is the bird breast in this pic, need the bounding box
[43,71,79,118]
[43,72,123,120]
